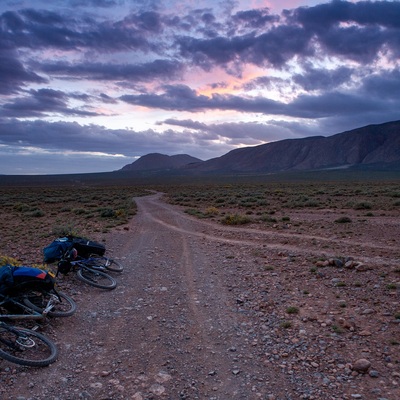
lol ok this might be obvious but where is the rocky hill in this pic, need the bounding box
[119,121,400,174]
[121,153,202,171]
[185,120,400,173]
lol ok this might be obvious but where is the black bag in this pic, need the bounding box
[57,260,72,275]
[71,237,106,258]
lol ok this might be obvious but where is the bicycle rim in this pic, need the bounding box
[77,267,117,290]
[105,259,124,273]
[86,256,124,273]
[24,291,77,318]
[0,327,58,367]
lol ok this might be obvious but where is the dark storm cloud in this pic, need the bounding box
[293,65,354,91]
[174,1,400,68]
[120,81,400,120]
[0,8,153,52]
[0,88,100,118]
[286,1,400,61]
[288,91,389,119]
[161,118,208,130]
[232,8,279,30]
[0,118,236,160]
[0,119,130,153]
[160,118,305,145]
[361,69,400,100]
[0,51,46,94]
[288,0,400,29]
[120,84,287,113]
[40,59,183,81]
[176,24,313,70]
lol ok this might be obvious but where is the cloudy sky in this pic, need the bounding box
[0,0,399,175]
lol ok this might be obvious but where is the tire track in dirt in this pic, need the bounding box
[139,193,399,266]
[131,193,265,398]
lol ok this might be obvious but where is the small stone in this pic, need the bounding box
[353,359,371,373]
[359,330,372,336]
[232,369,241,375]
[362,309,374,315]
[149,384,165,395]
[369,370,379,378]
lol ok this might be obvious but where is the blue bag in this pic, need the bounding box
[43,237,73,263]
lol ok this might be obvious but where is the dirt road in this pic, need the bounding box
[2,192,399,400]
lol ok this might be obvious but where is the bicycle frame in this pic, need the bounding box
[0,292,56,321]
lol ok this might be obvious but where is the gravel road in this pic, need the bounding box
[1,192,399,400]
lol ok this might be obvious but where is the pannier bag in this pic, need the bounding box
[0,265,14,294]
[43,237,73,263]
[43,236,106,263]
[0,265,55,295]
[70,237,106,258]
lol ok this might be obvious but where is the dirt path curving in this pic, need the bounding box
[1,192,399,400]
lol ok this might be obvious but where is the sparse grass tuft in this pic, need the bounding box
[280,321,292,329]
[286,306,299,314]
[332,325,344,334]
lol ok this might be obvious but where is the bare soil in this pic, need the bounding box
[1,192,399,400]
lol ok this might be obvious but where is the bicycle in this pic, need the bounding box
[77,254,124,273]
[0,321,58,367]
[57,251,117,290]
[0,266,76,320]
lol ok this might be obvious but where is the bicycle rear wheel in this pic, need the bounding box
[86,255,124,273]
[77,266,117,290]
[0,325,58,367]
[23,291,77,318]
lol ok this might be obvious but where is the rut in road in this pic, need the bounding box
[104,192,297,398]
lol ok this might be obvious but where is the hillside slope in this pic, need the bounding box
[185,120,400,173]
[121,153,202,171]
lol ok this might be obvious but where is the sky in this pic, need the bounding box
[0,0,399,175]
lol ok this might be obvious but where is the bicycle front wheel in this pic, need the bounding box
[86,255,124,273]
[77,267,117,290]
[0,326,58,367]
[23,291,77,318]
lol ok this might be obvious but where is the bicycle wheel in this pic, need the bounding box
[77,266,117,290]
[86,255,124,273]
[23,291,77,318]
[0,325,58,367]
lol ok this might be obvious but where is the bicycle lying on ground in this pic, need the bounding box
[44,236,122,290]
[0,321,58,367]
[0,265,76,320]
[57,251,118,290]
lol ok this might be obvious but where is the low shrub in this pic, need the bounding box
[335,216,352,223]
[221,214,251,225]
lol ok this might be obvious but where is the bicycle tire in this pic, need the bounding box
[77,266,117,290]
[23,291,77,318]
[86,255,124,273]
[0,326,58,367]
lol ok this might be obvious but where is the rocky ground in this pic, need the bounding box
[0,192,399,400]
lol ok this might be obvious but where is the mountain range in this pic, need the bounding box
[121,120,400,174]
